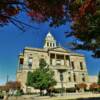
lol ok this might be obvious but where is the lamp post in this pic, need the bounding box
[58,69,66,96]
[60,71,64,96]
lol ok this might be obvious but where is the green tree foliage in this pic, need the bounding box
[26,71,33,87]
[39,58,47,69]
[26,58,56,95]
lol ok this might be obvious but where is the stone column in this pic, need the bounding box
[64,55,66,66]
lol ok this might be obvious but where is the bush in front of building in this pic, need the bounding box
[52,88,65,93]
[52,88,76,93]
[89,83,100,92]
[66,88,76,93]
[0,91,4,99]
[75,83,87,92]
[14,89,23,96]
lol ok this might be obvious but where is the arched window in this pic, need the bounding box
[53,43,55,47]
[47,42,49,46]
[50,43,52,47]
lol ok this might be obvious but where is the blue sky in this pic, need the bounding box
[0,13,100,85]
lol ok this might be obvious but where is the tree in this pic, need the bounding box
[0,0,69,27]
[89,83,99,92]
[0,0,21,25]
[66,0,100,58]
[6,81,21,90]
[75,83,87,92]
[26,58,56,95]
[0,81,21,93]
[0,0,100,58]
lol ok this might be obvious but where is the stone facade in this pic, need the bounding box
[16,32,89,93]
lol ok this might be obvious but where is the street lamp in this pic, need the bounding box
[60,71,64,96]
[58,69,66,96]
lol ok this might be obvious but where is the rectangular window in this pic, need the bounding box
[47,42,49,46]
[20,58,24,64]
[57,55,64,59]
[82,73,85,82]
[80,62,83,70]
[71,61,75,69]
[73,73,76,82]
[68,77,71,82]
[53,43,55,47]
[50,54,55,65]
[50,53,55,58]
[19,58,24,69]
[60,72,63,81]
[28,57,33,69]
[66,56,69,60]
[82,77,85,82]
[50,43,52,47]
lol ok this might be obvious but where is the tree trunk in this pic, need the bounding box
[40,89,42,96]
[47,88,51,96]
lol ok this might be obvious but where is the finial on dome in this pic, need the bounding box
[46,32,52,37]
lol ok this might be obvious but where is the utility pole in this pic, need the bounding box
[6,74,9,83]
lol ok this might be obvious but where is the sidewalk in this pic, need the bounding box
[8,93,100,100]
[33,93,100,100]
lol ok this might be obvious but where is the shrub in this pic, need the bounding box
[0,91,4,99]
[15,89,23,96]
[66,88,76,93]
[52,88,65,93]
[89,83,100,92]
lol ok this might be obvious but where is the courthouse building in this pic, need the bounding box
[16,32,89,93]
